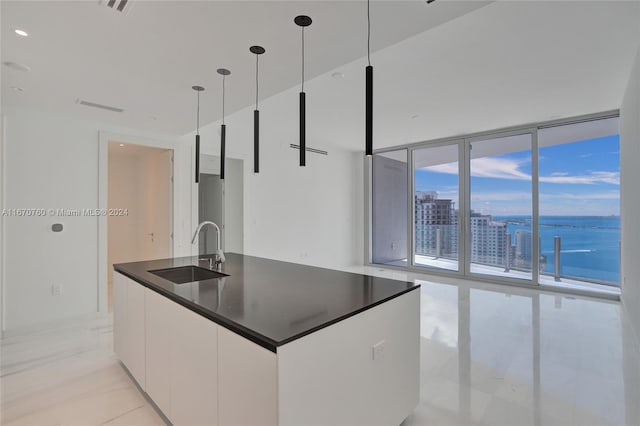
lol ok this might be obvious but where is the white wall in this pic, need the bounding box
[3,108,100,330]
[190,74,366,268]
[621,45,640,347]
[1,113,6,336]
[1,108,183,332]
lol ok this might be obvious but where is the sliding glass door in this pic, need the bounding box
[468,132,533,281]
[413,143,461,271]
[537,117,620,287]
[369,113,619,294]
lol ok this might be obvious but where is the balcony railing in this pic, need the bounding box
[415,233,619,287]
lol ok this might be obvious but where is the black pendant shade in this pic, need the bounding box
[253,109,259,172]
[250,45,265,174]
[217,68,230,180]
[365,0,373,157]
[220,124,226,179]
[299,91,306,166]
[192,85,205,183]
[295,15,312,167]
[195,134,200,181]
[365,65,373,156]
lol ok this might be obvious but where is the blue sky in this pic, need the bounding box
[415,135,620,216]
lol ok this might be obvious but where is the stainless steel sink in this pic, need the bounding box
[149,265,228,284]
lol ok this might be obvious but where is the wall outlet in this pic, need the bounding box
[51,284,62,296]
[372,340,385,361]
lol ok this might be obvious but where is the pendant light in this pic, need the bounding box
[192,85,205,183]
[365,0,373,156]
[217,68,230,180]
[250,45,265,174]
[294,15,312,167]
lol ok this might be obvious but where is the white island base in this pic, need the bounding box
[114,271,419,426]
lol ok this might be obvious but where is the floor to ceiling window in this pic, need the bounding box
[369,112,620,295]
[468,132,533,282]
[537,117,620,288]
[414,143,461,272]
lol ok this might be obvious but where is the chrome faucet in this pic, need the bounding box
[191,221,225,268]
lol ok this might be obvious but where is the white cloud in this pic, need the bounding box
[470,191,532,202]
[540,191,620,200]
[468,157,530,180]
[540,171,619,185]
[424,162,458,175]
[427,157,530,180]
[422,157,619,185]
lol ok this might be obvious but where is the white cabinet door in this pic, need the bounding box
[218,327,278,426]
[113,272,146,390]
[113,272,128,364]
[145,288,172,419]
[170,304,218,426]
[126,277,146,390]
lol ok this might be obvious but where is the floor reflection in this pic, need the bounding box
[1,268,639,426]
[405,278,640,426]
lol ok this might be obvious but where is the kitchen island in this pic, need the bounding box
[114,253,420,426]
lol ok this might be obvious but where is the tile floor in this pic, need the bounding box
[1,275,639,426]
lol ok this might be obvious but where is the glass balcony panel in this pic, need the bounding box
[469,133,533,281]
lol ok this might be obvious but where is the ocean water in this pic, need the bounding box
[494,215,620,284]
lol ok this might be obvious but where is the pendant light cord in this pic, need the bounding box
[301,27,305,92]
[367,0,371,66]
[222,74,226,125]
[196,90,200,135]
[255,54,259,110]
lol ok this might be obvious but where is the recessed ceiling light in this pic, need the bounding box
[14,29,28,37]
[119,143,125,147]
[3,61,31,72]
[11,86,24,92]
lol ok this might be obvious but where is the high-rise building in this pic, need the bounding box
[415,192,509,267]
[414,192,458,258]
[469,213,507,266]
[515,229,533,268]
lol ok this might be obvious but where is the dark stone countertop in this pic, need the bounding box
[114,253,419,352]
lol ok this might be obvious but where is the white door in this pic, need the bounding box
[141,149,173,260]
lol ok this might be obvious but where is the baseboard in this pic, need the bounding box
[1,312,110,340]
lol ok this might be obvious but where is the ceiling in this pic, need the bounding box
[1,0,490,136]
[293,0,640,152]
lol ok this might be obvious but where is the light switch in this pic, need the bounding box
[372,340,385,361]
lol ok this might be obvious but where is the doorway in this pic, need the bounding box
[198,173,224,254]
[107,142,173,309]
[197,154,244,255]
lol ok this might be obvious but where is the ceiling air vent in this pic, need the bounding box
[98,0,133,14]
[76,99,124,113]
